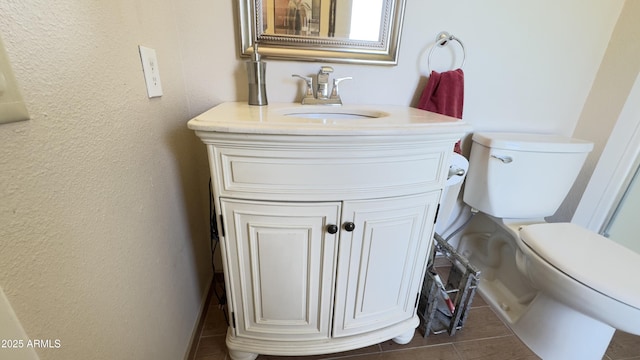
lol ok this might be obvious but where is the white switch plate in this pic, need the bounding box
[138,46,163,98]
[0,34,30,124]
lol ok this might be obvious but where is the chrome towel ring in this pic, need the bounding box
[427,31,466,73]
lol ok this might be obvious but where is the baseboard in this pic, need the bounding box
[184,275,214,360]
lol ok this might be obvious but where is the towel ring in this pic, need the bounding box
[427,31,466,73]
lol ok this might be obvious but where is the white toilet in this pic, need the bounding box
[435,152,469,236]
[458,132,640,360]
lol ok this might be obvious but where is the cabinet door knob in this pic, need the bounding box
[343,222,356,232]
[326,224,339,234]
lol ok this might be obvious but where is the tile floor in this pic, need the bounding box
[191,277,640,360]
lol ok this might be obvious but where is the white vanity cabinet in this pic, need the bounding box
[221,192,439,343]
[188,102,470,360]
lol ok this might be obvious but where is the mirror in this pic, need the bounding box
[238,0,407,65]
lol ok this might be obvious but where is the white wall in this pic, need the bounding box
[556,0,640,222]
[249,1,623,135]
[0,0,626,359]
[0,1,213,359]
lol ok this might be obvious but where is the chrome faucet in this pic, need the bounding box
[292,66,352,105]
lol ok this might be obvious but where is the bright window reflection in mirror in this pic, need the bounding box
[349,0,383,41]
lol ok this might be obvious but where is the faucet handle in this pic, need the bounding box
[329,77,352,103]
[292,74,315,101]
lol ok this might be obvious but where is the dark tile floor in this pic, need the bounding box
[191,278,640,360]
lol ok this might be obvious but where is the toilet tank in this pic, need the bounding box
[463,132,593,218]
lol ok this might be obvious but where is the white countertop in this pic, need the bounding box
[187,102,471,136]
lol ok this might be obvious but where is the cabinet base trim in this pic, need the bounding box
[226,316,419,357]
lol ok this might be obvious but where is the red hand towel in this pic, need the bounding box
[418,68,464,153]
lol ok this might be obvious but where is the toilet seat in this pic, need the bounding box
[519,222,640,310]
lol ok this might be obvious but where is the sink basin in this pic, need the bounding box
[283,110,386,120]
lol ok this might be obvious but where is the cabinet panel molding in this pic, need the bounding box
[222,199,340,341]
[212,141,449,201]
[332,192,439,337]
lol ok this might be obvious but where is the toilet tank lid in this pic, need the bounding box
[472,132,594,153]
[520,223,640,310]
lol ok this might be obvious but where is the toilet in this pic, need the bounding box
[458,132,640,360]
[435,152,469,236]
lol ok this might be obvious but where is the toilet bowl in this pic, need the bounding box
[458,132,640,360]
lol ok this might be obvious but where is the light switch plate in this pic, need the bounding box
[0,34,30,124]
[138,45,163,98]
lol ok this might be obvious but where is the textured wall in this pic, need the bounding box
[0,0,627,359]
[0,0,212,359]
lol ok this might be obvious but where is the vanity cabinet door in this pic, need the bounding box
[332,192,439,338]
[221,199,341,341]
